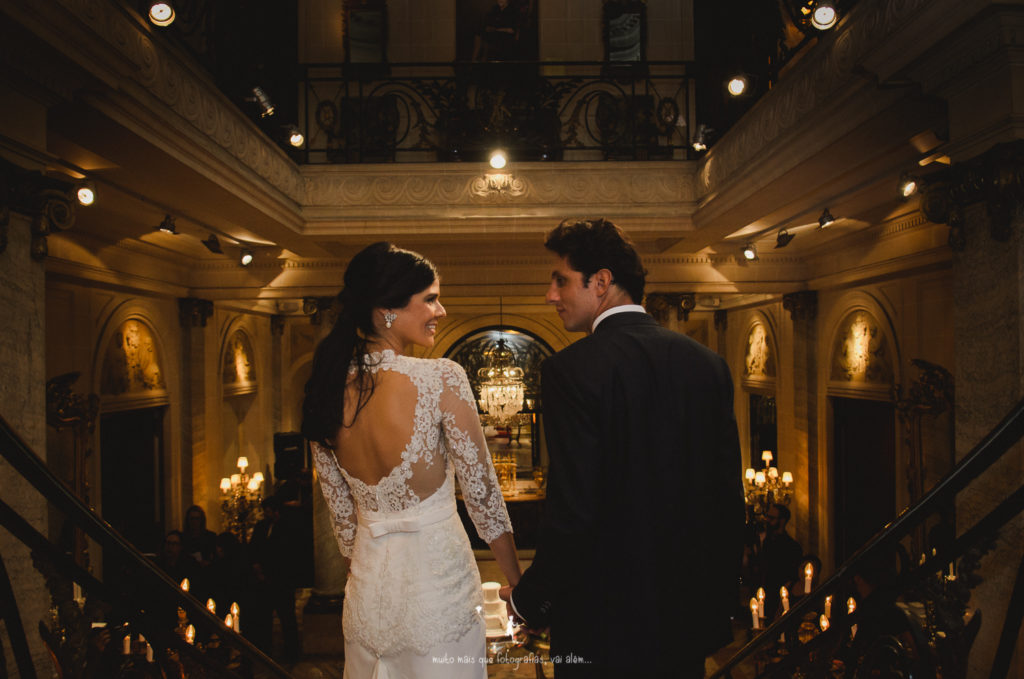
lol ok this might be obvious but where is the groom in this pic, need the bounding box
[502,219,744,677]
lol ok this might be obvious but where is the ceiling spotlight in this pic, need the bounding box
[76,181,96,206]
[811,2,838,30]
[250,87,275,118]
[818,208,836,229]
[157,214,177,234]
[202,234,223,254]
[742,243,758,261]
[726,75,750,97]
[240,248,254,266]
[691,124,711,152]
[775,229,795,249]
[148,2,176,27]
[489,149,508,170]
[287,125,305,148]
[899,173,919,198]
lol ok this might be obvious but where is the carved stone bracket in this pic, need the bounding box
[303,296,337,326]
[271,314,286,336]
[46,372,100,433]
[783,290,817,322]
[919,140,1024,251]
[0,157,78,261]
[646,292,696,322]
[714,309,727,332]
[178,297,213,328]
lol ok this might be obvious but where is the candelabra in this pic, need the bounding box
[219,456,264,542]
[743,450,793,520]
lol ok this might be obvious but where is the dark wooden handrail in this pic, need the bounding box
[0,413,292,679]
[710,394,1024,677]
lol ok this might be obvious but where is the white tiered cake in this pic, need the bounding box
[481,581,510,638]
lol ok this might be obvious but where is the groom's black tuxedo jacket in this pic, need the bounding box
[513,311,744,676]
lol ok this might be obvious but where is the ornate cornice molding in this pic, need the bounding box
[0,156,78,260]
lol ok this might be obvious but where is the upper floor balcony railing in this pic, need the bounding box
[295,60,698,164]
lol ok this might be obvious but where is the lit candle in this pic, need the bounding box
[230,602,241,633]
[948,561,955,579]
[145,643,154,663]
[919,553,927,565]
[819,614,829,632]
[780,586,790,613]
[745,468,756,483]
[847,597,856,615]
[206,598,216,614]
[237,456,248,472]
[220,477,231,493]
[755,471,766,487]
[224,613,233,630]
[750,598,760,629]
[185,625,195,645]
[824,594,832,619]
[122,633,131,655]
[781,471,793,486]
[804,563,813,594]
[756,587,765,619]
[180,578,190,593]
[230,473,241,487]
[762,450,773,467]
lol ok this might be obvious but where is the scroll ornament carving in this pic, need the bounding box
[646,293,696,323]
[179,297,213,328]
[830,310,893,384]
[100,320,166,395]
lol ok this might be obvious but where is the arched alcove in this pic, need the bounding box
[741,316,779,470]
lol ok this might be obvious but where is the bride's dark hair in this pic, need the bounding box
[301,241,438,445]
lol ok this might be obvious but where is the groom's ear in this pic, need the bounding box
[591,268,614,296]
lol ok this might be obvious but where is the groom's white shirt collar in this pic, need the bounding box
[592,304,646,332]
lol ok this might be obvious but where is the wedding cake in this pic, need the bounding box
[481,581,510,638]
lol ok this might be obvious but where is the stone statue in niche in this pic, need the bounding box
[223,331,256,386]
[100,320,165,395]
[831,310,893,384]
[744,322,774,378]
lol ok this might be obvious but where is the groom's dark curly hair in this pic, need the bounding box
[544,218,647,303]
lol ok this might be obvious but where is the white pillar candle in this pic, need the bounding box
[185,625,195,645]
[824,595,832,619]
[122,634,131,655]
[819,614,829,632]
[230,602,241,633]
[750,598,760,630]
[206,598,216,614]
[780,586,790,613]
[145,643,154,662]
[756,587,765,618]
[803,563,813,594]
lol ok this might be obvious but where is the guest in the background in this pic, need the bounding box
[248,495,301,664]
[155,530,198,586]
[757,503,804,617]
[182,505,217,567]
[207,531,251,619]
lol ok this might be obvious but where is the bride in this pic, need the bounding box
[302,242,521,678]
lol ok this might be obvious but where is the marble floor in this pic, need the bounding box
[268,552,755,679]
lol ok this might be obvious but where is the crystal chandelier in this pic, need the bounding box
[477,338,525,426]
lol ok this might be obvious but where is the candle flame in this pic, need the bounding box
[180,578,190,592]
[819,614,830,631]
[804,563,814,578]
[230,602,240,617]
[225,613,234,628]
[847,597,856,614]
[185,625,195,644]
[779,586,788,600]
[206,598,216,613]
[749,597,759,613]
[756,587,765,602]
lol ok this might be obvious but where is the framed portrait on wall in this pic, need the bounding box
[456,0,538,62]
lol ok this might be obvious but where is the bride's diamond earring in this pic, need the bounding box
[384,311,396,329]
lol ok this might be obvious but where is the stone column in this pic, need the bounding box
[178,298,213,510]
[0,210,54,677]
[952,203,1024,679]
[782,291,818,552]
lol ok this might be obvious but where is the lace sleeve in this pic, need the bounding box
[438,359,513,543]
[310,441,356,558]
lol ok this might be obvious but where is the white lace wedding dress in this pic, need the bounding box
[311,351,512,679]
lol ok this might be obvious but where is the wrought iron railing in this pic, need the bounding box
[711,396,1024,679]
[297,60,697,164]
[0,413,292,679]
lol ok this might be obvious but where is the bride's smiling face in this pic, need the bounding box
[390,279,446,348]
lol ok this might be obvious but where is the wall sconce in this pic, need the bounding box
[489,149,508,170]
